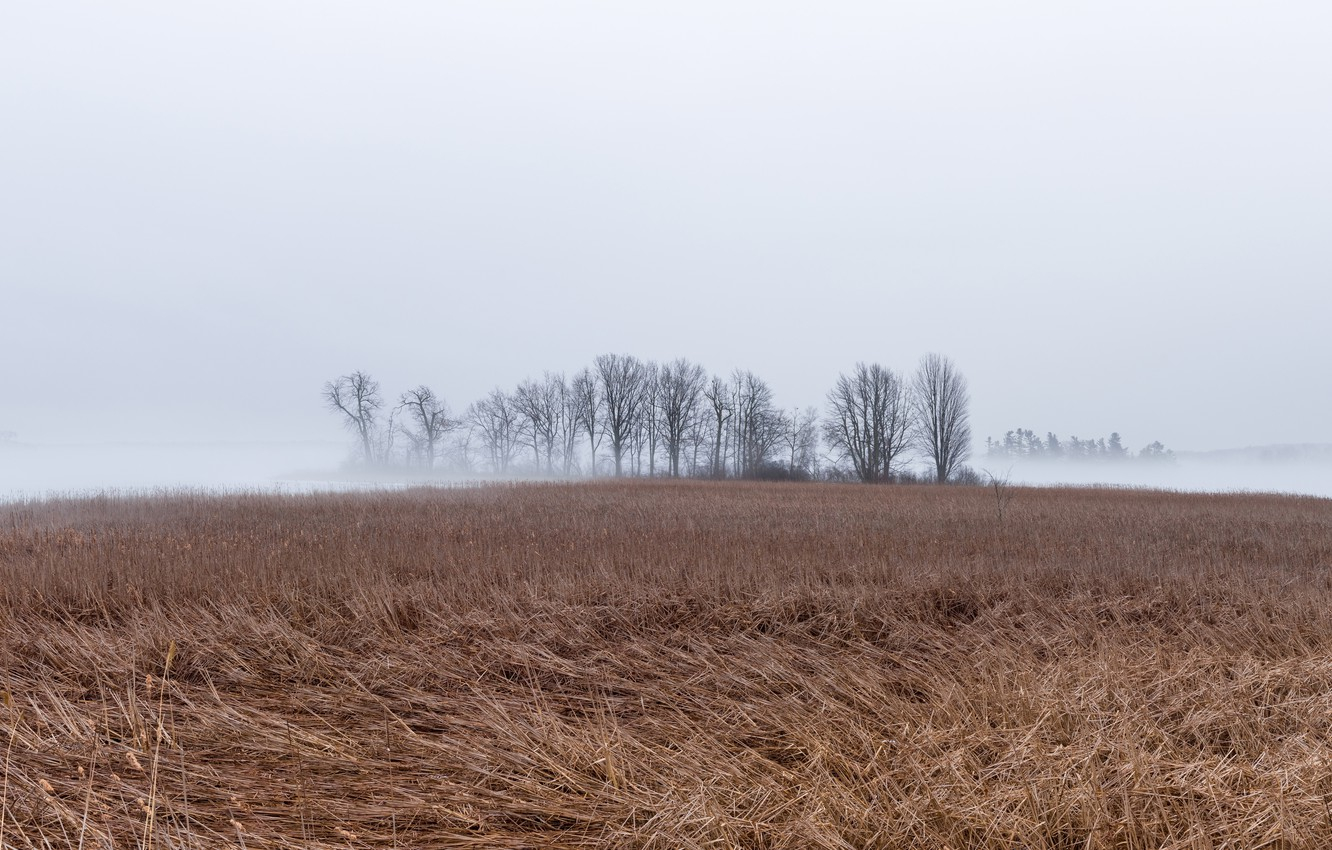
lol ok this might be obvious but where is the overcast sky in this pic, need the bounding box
[4,2,1329,455]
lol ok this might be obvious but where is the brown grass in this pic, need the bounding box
[2,479,1332,848]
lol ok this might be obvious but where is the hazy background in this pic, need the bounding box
[3,2,1329,496]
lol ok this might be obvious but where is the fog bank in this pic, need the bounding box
[984,448,1332,499]
[4,440,1330,504]
[0,441,347,502]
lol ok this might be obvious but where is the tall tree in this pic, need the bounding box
[513,374,563,474]
[399,385,455,470]
[823,362,911,483]
[911,353,972,482]
[781,406,821,480]
[554,375,583,476]
[467,388,521,475]
[595,353,648,477]
[324,371,382,464]
[731,370,782,478]
[571,367,602,476]
[703,374,733,478]
[639,360,661,477]
[656,358,707,478]
[377,405,401,466]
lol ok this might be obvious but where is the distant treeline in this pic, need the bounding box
[985,428,1173,463]
[324,353,974,483]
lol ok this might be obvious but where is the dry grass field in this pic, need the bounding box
[2,480,1332,849]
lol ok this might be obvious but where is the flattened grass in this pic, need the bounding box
[2,480,1331,847]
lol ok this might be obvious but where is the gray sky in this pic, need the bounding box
[4,2,1330,453]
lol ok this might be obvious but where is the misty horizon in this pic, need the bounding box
[3,346,1331,500]
[3,3,1329,483]
[5,432,1332,503]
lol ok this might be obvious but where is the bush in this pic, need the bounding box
[948,465,984,486]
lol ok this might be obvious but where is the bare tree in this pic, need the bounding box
[377,404,401,466]
[823,363,911,483]
[703,374,732,478]
[656,358,706,478]
[554,374,583,476]
[685,401,709,477]
[639,360,661,476]
[444,426,479,474]
[467,388,521,475]
[594,353,648,477]
[324,371,382,464]
[571,367,602,476]
[911,353,972,482]
[399,385,455,470]
[731,370,783,478]
[781,406,821,480]
[514,373,564,474]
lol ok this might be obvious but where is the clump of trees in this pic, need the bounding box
[984,429,1174,463]
[324,352,979,483]
[821,355,972,484]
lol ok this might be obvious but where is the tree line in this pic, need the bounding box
[984,429,1174,463]
[324,353,975,483]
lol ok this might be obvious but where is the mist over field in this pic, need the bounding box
[985,450,1332,499]
[0,440,347,501]
[4,436,1331,502]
